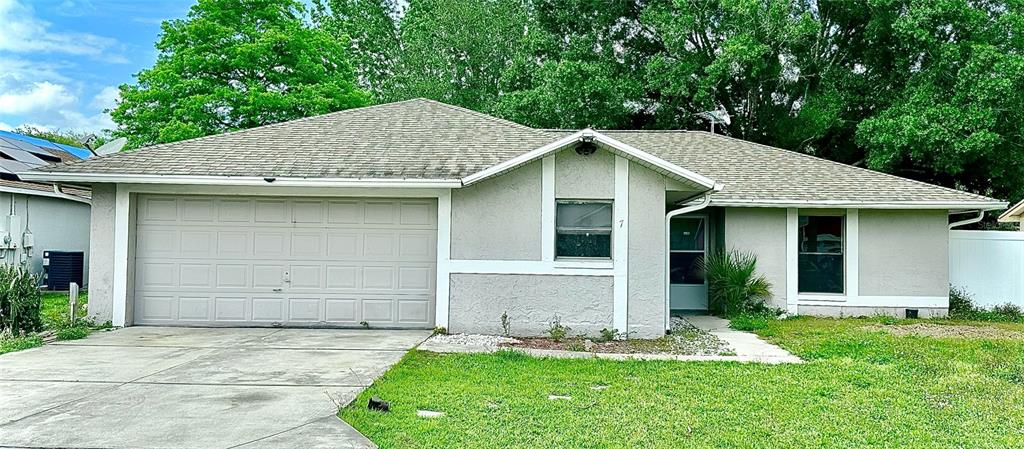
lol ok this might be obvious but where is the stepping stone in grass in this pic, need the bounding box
[417,410,445,418]
[590,385,610,391]
[548,395,572,400]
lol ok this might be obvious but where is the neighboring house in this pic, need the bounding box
[0,131,91,287]
[22,99,1007,337]
[998,199,1024,230]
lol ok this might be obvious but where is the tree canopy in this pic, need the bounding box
[111,0,370,148]
[114,0,1024,204]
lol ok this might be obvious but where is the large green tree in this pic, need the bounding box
[112,0,370,148]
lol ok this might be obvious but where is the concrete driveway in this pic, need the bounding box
[0,327,430,449]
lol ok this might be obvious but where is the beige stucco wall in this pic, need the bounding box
[627,161,668,338]
[858,209,949,297]
[449,273,614,336]
[86,183,115,323]
[723,207,789,309]
[450,161,542,260]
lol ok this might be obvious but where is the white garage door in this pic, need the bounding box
[132,195,437,328]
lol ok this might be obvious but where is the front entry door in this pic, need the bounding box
[669,216,708,311]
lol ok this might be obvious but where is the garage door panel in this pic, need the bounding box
[138,295,175,321]
[288,298,322,322]
[254,231,288,257]
[290,233,323,257]
[362,300,394,322]
[214,297,247,321]
[216,232,250,257]
[252,297,285,321]
[134,195,436,328]
[141,197,178,222]
[179,264,213,288]
[328,200,362,224]
[254,200,288,223]
[325,265,359,289]
[181,198,215,222]
[325,299,358,322]
[289,265,323,289]
[179,296,212,320]
[218,199,253,222]
[397,300,430,324]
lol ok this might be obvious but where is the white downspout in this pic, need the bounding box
[664,193,714,333]
[948,210,984,229]
[52,183,91,205]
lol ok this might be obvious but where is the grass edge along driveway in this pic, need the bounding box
[341,317,1024,449]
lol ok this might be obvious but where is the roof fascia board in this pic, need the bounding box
[998,199,1024,222]
[712,198,1008,210]
[19,172,463,189]
[461,129,721,190]
[0,184,91,203]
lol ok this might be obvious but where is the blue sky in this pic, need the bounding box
[0,0,195,133]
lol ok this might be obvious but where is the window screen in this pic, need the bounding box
[555,201,613,258]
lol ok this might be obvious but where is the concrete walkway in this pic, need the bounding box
[684,315,802,364]
[420,316,801,364]
[0,327,431,449]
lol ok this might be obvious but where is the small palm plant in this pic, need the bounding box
[698,249,773,316]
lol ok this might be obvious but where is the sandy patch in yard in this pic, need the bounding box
[866,323,1024,340]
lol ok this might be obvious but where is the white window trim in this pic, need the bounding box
[554,199,614,260]
[612,156,629,332]
[788,208,861,307]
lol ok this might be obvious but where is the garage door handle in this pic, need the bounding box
[272,288,283,292]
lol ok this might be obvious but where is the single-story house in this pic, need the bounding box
[22,99,1007,337]
[0,131,91,287]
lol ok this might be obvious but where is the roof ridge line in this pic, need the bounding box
[41,99,429,171]
[415,98,553,137]
[691,131,1001,203]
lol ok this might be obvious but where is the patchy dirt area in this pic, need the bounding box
[866,323,1024,340]
[497,318,734,356]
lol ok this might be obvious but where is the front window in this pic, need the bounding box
[670,217,706,285]
[798,215,844,294]
[555,200,612,258]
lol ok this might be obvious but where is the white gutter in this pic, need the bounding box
[19,172,463,189]
[51,183,91,204]
[711,199,1008,210]
[663,192,716,332]
[948,210,985,229]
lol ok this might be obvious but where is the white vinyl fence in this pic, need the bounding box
[949,230,1024,308]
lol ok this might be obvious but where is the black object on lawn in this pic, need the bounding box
[368,396,390,412]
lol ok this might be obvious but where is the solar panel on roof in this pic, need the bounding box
[0,160,32,174]
[0,147,47,166]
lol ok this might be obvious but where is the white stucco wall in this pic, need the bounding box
[627,161,667,338]
[87,183,115,323]
[554,148,615,199]
[448,273,614,336]
[451,161,542,260]
[723,207,789,309]
[858,209,949,297]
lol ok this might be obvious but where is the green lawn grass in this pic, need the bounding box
[0,334,42,355]
[1,291,91,357]
[40,290,89,329]
[340,317,1024,449]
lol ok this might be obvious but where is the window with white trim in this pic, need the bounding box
[798,214,844,294]
[555,200,612,258]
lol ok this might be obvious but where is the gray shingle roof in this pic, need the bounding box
[33,98,1002,207]
[38,99,556,180]
[601,130,1000,205]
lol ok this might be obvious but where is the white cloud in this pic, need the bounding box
[0,81,76,114]
[90,85,120,110]
[0,122,12,131]
[0,0,125,62]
